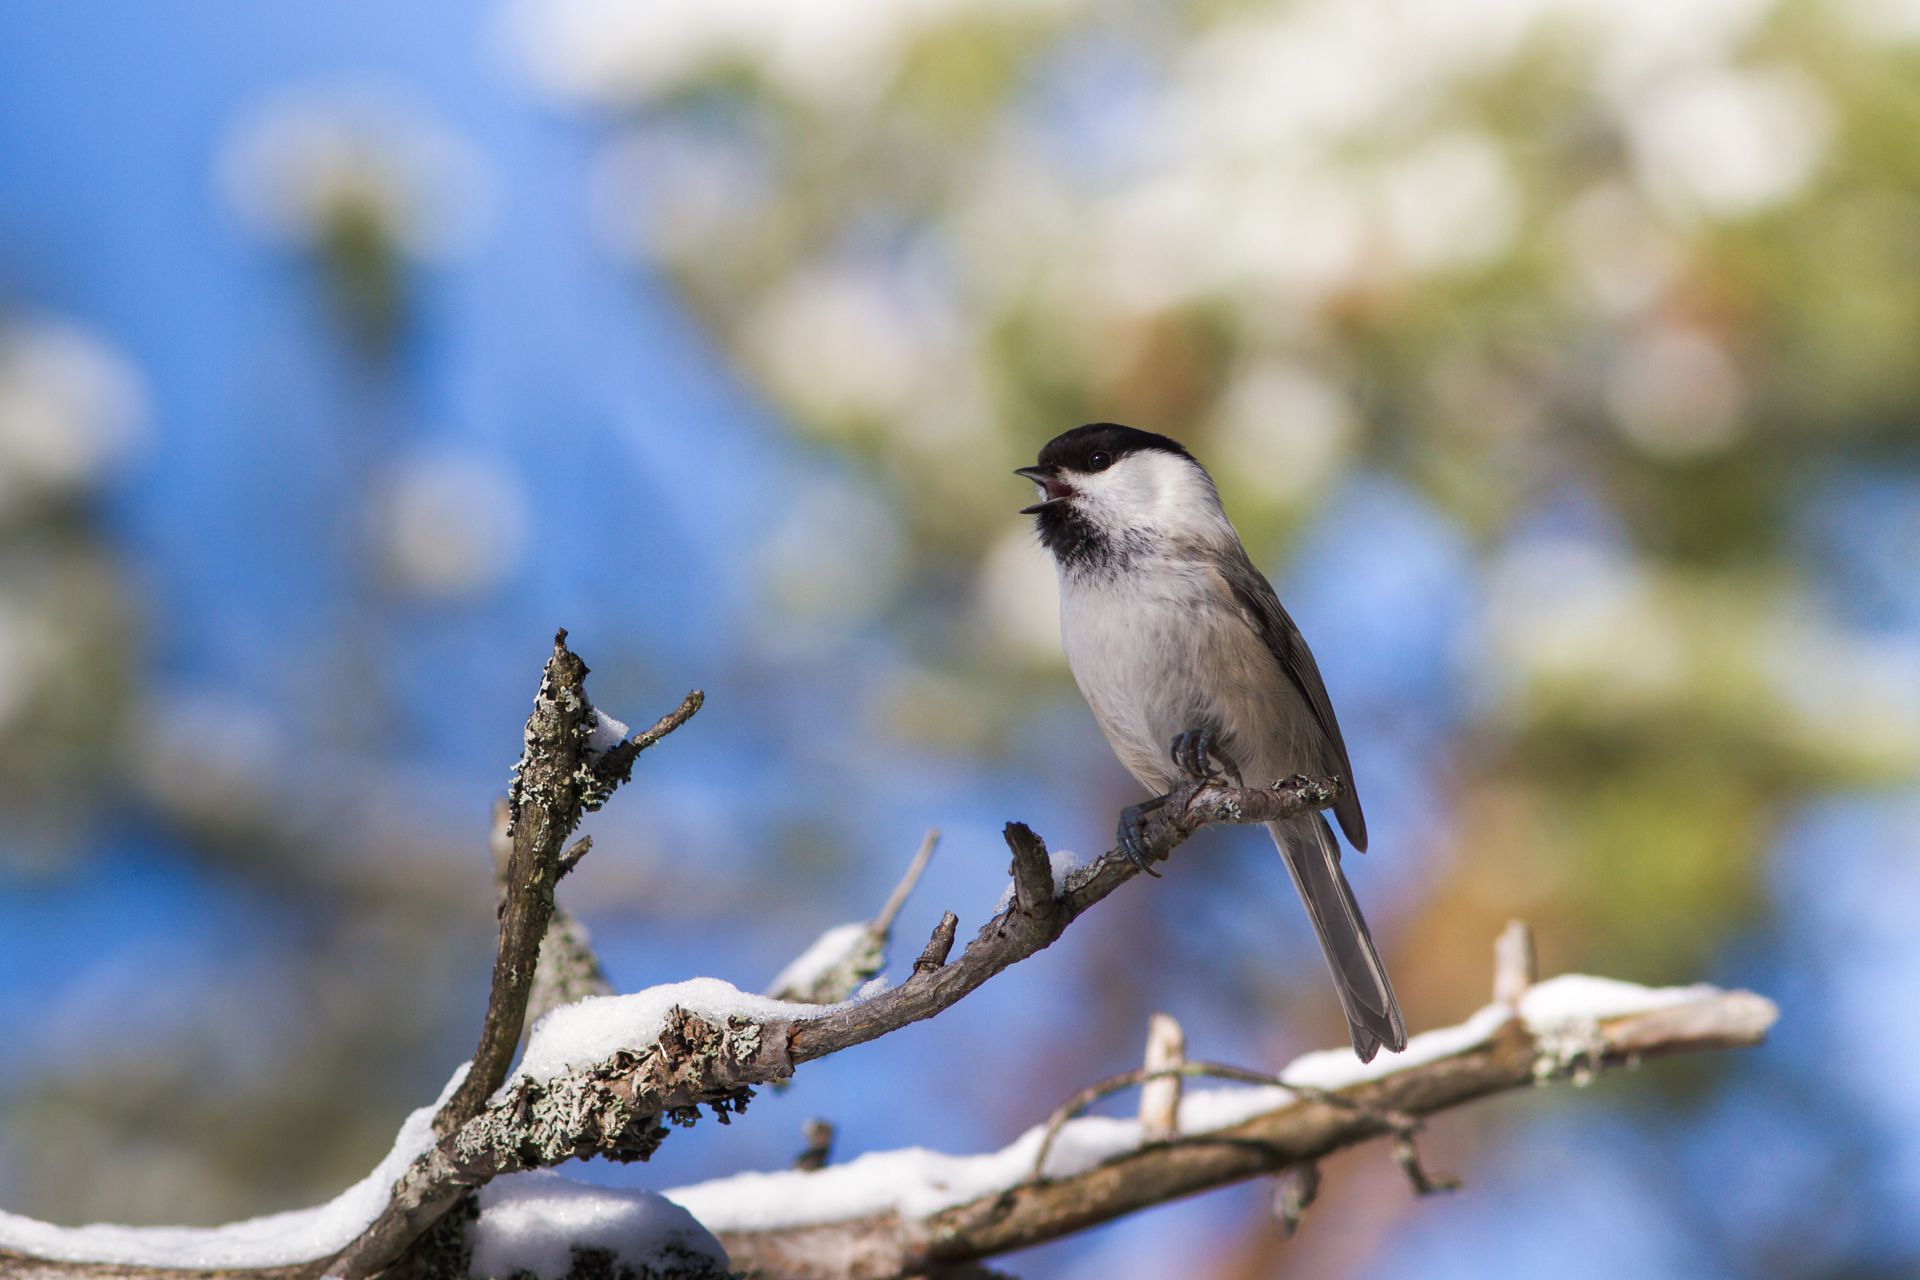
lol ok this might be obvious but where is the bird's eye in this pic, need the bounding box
[1088,451,1112,472]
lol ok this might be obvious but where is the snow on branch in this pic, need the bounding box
[700,965,1777,1280]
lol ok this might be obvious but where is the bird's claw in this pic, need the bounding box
[1169,727,1242,786]
[1116,800,1164,877]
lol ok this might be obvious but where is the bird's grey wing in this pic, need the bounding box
[1217,545,1368,852]
[1271,813,1406,1061]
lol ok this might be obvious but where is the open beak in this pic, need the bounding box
[1015,465,1072,514]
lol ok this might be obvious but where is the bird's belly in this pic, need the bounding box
[1060,574,1310,794]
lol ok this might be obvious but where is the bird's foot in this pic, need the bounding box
[1116,794,1170,876]
[1169,727,1243,787]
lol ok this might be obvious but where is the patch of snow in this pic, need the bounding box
[1279,1002,1518,1092]
[1173,1083,1294,1134]
[471,1171,729,1280]
[0,1064,467,1268]
[514,978,846,1085]
[1517,973,1719,1024]
[767,922,869,997]
[667,1116,1143,1231]
[584,708,631,758]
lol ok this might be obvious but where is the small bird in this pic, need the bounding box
[1017,423,1407,1061]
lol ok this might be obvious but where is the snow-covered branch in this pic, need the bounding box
[702,975,1778,1280]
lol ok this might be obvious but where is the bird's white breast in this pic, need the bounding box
[1057,549,1311,796]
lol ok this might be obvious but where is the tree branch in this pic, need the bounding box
[785,774,1344,1065]
[0,760,1347,1279]
[711,984,1778,1280]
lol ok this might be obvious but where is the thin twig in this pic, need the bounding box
[785,777,1345,1064]
[1030,1060,1290,1180]
[338,639,700,1279]
[1138,1013,1185,1142]
[1272,1162,1321,1237]
[873,829,939,935]
[1493,919,1536,1004]
[794,1120,835,1172]
[912,913,958,975]
[1005,822,1055,917]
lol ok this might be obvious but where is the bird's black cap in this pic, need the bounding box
[1032,423,1194,474]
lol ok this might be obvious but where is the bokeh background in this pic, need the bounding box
[3,0,1919,1275]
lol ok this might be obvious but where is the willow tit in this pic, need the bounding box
[1018,423,1407,1062]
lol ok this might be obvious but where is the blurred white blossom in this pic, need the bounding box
[1760,608,1920,766]
[376,450,530,598]
[0,319,147,513]
[1207,362,1358,506]
[742,265,958,431]
[1377,131,1523,273]
[0,599,49,731]
[1606,324,1746,458]
[587,126,773,264]
[217,83,494,261]
[1560,183,1687,317]
[759,472,905,632]
[1625,65,1834,221]
[501,0,1078,109]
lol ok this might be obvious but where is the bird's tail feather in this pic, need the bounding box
[1269,813,1407,1063]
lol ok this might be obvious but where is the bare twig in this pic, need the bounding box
[591,689,706,795]
[782,775,1341,1067]
[876,829,939,935]
[490,800,613,1030]
[334,636,698,1278]
[912,913,958,975]
[1271,1162,1321,1237]
[794,1120,836,1172]
[1493,919,1536,1004]
[1138,1013,1186,1143]
[1030,1060,1292,1181]
[1005,821,1055,916]
[1391,1131,1462,1196]
[435,631,599,1141]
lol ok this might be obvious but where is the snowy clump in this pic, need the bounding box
[667,1116,1145,1230]
[514,978,848,1085]
[1516,974,1719,1085]
[583,707,631,759]
[0,1064,467,1267]
[991,847,1088,912]
[470,1172,731,1280]
[1516,973,1719,1024]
